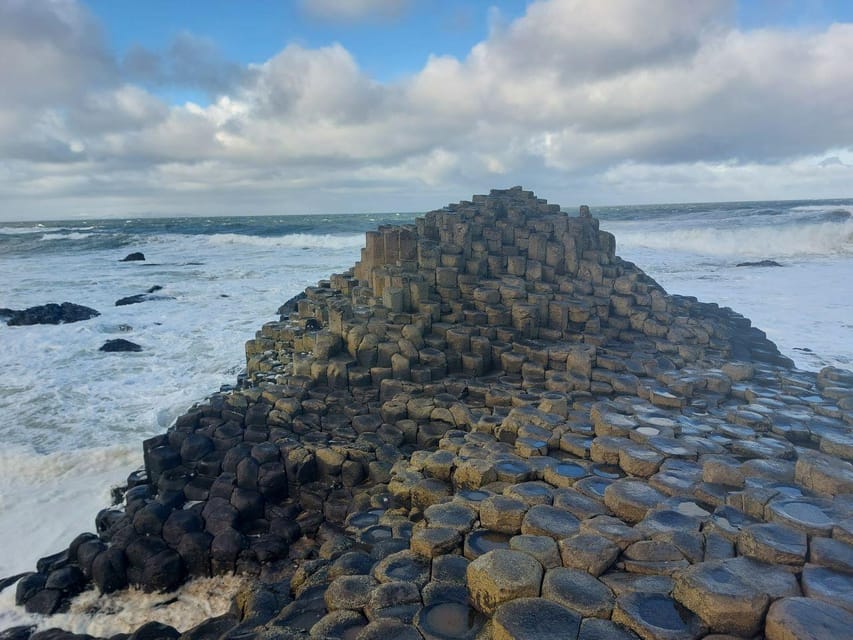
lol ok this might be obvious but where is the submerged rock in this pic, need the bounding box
[736,259,783,267]
[120,252,145,262]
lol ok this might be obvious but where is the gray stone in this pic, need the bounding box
[613,592,706,640]
[765,597,853,640]
[558,534,620,576]
[466,549,543,615]
[541,567,615,618]
[492,597,581,640]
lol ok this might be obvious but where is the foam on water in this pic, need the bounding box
[0,574,245,635]
[604,217,853,258]
[0,445,139,578]
[205,232,366,249]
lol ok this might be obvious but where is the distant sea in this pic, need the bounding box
[1,199,851,629]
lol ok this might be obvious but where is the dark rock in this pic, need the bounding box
[36,551,69,574]
[181,434,215,463]
[23,589,63,615]
[120,252,145,262]
[127,622,179,640]
[67,532,99,563]
[162,510,204,547]
[6,302,99,326]
[179,614,239,640]
[177,531,213,577]
[14,573,45,604]
[492,597,581,639]
[277,292,306,317]
[91,548,128,594]
[132,501,172,536]
[0,626,35,640]
[45,565,86,595]
[100,339,142,353]
[115,293,173,306]
[0,573,27,594]
[140,549,184,592]
[736,259,783,267]
[76,539,107,578]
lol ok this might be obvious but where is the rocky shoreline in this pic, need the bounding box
[3,187,852,640]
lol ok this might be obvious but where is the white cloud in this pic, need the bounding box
[1,0,853,219]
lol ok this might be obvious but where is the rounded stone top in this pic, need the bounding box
[466,549,544,615]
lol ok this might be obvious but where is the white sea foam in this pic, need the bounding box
[606,219,853,258]
[0,445,139,578]
[205,232,366,249]
[0,574,245,635]
[39,232,95,241]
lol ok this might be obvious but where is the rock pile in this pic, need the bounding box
[5,188,853,640]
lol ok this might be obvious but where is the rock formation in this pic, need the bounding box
[5,188,853,640]
[3,302,100,326]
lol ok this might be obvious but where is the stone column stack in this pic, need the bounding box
[245,186,790,399]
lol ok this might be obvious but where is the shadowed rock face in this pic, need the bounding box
[6,188,852,640]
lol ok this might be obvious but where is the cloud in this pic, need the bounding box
[299,0,411,23]
[122,32,252,97]
[1,0,853,219]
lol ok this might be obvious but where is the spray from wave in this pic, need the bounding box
[608,219,853,258]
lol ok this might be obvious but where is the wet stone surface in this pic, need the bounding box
[7,188,853,640]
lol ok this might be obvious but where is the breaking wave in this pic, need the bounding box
[610,219,853,258]
[205,232,366,249]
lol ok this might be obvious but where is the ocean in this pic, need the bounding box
[1,198,851,631]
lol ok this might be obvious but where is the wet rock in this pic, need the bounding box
[541,567,614,618]
[120,252,145,262]
[613,592,706,640]
[673,557,798,636]
[115,292,174,306]
[414,601,485,640]
[578,618,641,640]
[765,596,853,640]
[735,259,782,267]
[604,479,667,524]
[128,622,179,640]
[808,536,853,573]
[6,302,100,326]
[737,522,807,566]
[509,534,561,569]
[558,534,620,576]
[520,504,580,539]
[491,597,581,640]
[801,564,853,612]
[466,549,543,615]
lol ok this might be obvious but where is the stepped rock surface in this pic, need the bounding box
[4,187,853,640]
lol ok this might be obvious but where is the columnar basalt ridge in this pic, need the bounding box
[6,187,853,640]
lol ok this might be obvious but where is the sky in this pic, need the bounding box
[1,0,852,221]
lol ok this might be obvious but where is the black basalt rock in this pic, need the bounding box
[100,339,142,353]
[120,252,145,262]
[736,259,783,267]
[6,302,100,326]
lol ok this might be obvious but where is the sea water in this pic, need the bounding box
[0,200,851,631]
